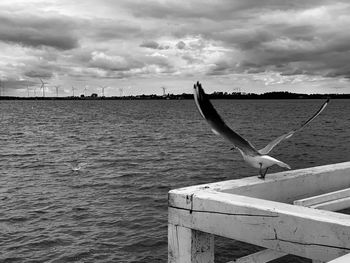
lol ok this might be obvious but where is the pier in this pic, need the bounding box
[168,162,350,263]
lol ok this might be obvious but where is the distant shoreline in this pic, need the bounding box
[0,92,349,100]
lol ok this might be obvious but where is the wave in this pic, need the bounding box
[0,99,349,263]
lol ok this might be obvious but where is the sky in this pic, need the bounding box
[0,0,350,97]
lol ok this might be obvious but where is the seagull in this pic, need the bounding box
[193,82,329,179]
[65,161,88,172]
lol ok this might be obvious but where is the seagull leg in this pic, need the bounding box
[261,168,269,179]
[258,164,269,179]
[258,163,264,179]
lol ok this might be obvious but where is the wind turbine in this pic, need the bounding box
[84,86,88,96]
[54,85,60,97]
[27,85,30,97]
[99,85,107,97]
[119,87,124,97]
[34,86,37,97]
[0,79,5,96]
[72,86,75,97]
[39,78,48,97]
[161,86,167,96]
[232,87,241,93]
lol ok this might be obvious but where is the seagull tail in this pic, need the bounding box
[275,160,291,170]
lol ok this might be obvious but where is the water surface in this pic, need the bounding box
[0,99,349,262]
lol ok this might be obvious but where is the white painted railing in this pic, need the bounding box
[168,161,350,263]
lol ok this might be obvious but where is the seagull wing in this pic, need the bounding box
[194,82,259,156]
[259,98,330,155]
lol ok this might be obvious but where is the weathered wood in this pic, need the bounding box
[227,249,286,263]
[294,187,350,212]
[295,189,350,263]
[168,162,350,262]
[327,253,350,263]
[240,187,350,263]
[168,224,214,263]
[169,191,350,262]
[169,162,350,209]
[294,188,350,208]
[310,197,350,211]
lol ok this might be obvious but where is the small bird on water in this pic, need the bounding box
[193,82,330,179]
[65,161,88,172]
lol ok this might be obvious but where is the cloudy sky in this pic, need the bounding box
[0,0,350,96]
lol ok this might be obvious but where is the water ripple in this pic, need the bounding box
[0,99,349,263]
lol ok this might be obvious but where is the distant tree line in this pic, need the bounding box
[0,91,349,100]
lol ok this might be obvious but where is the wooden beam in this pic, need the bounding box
[327,253,350,263]
[227,249,286,263]
[168,224,214,263]
[294,188,350,212]
[169,162,350,209]
[169,190,350,262]
[294,188,350,207]
[311,197,350,211]
[239,188,350,263]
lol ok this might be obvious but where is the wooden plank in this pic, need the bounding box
[327,253,350,263]
[220,162,350,203]
[311,197,350,211]
[226,249,286,263]
[242,189,350,263]
[294,188,350,207]
[169,190,350,262]
[295,190,350,263]
[168,224,214,263]
[169,162,350,210]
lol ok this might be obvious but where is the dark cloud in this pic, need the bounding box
[140,40,170,50]
[207,59,239,76]
[176,41,186,49]
[1,0,350,95]
[86,19,143,40]
[119,0,343,20]
[140,40,160,49]
[20,57,64,80]
[115,0,350,79]
[24,69,53,79]
[1,78,38,90]
[0,13,78,50]
[234,29,350,78]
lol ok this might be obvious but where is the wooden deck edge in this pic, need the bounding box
[169,161,350,209]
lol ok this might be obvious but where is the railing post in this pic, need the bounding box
[168,224,214,263]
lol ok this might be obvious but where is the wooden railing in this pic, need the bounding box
[168,161,350,263]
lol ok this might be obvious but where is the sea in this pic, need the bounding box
[0,99,349,263]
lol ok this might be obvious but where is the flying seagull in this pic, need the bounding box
[65,161,88,172]
[193,82,329,179]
